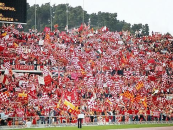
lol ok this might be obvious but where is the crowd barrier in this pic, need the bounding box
[1,115,173,129]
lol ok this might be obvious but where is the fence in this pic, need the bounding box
[1,114,173,129]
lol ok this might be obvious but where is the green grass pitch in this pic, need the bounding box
[15,123,173,130]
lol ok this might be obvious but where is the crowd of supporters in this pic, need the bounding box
[0,23,173,126]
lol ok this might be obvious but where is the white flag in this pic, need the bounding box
[39,39,44,45]
[4,68,9,75]
[3,35,9,40]
[38,76,45,85]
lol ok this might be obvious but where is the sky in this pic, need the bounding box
[28,0,173,35]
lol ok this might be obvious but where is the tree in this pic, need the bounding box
[142,24,149,36]
[115,20,124,32]
[53,4,67,31]
[131,23,142,34]
[90,13,98,28]
[24,3,149,34]
[122,23,131,31]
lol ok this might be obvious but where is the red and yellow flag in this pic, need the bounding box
[57,99,61,108]
[18,92,28,103]
[141,97,147,108]
[44,33,51,44]
[135,81,144,91]
[64,99,75,110]
[123,91,134,99]
[18,92,27,98]
[135,95,142,102]
[105,98,113,106]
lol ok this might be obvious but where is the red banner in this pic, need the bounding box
[15,65,35,70]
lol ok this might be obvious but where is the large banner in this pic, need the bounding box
[0,0,27,23]
[14,65,35,70]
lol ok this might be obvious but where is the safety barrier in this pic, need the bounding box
[0,115,173,129]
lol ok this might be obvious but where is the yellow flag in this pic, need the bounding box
[123,91,134,100]
[143,101,147,108]
[75,106,79,111]
[81,69,86,75]
[64,100,75,110]
[18,92,27,97]
[2,32,7,37]
[142,97,147,108]
[57,99,61,108]
[123,91,131,98]
[14,42,18,47]
[106,98,112,105]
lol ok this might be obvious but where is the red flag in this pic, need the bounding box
[17,24,23,29]
[0,74,8,85]
[70,88,79,103]
[13,29,19,35]
[0,92,9,103]
[44,27,50,33]
[54,24,58,28]
[18,92,28,105]
[28,84,37,99]
[148,59,155,64]
[78,24,83,32]
[2,75,7,84]
[15,108,24,118]
[44,75,52,85]
[101,26,109,32]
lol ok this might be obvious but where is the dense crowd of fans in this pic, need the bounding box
[0,23,173,126]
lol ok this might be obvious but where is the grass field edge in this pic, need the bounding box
[9,123,173,130]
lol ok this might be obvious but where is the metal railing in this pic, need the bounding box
[0,114,173,129]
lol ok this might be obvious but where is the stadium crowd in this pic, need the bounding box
[0,23,173,126]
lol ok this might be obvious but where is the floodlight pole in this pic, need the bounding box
[35,0,37,30]
[83,0,84,24]
[50,0,52,32]
[66,1,69,32]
